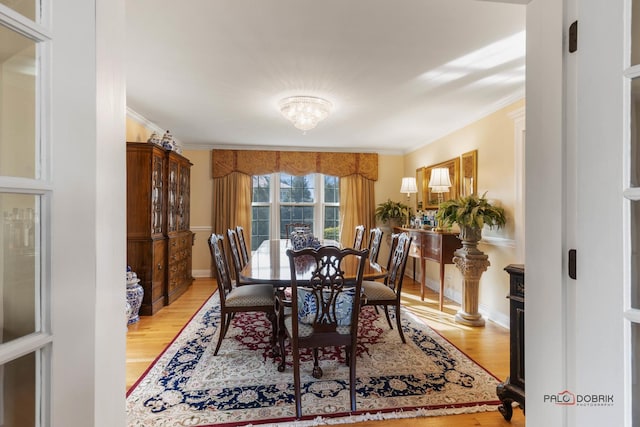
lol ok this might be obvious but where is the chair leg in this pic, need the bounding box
[349,345,357,412]
[277,332,287,372]
[395,303,406,344]
[267,311,277,345]
[383,306,393,329]
[293,346,303,418]
[223,313,233,337]
[312,348,323,379]
[214,311,229,356]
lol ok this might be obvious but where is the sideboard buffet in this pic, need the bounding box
[394,227,462,311]
[126,142,194,315]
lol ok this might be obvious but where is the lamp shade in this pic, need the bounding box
[429,168,452,193]
[400,177,418,195]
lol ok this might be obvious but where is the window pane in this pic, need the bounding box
[0,25,37,179]
[251,206,269,251]
[324,175,339,203]
[1,193,39,343]
[2,351,36,426]
[280,173,315,203]
[252,175,270,203]
[0,0,38,21]
[280,206,314,238]
[324,206,340,240]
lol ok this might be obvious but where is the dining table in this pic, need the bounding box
[239,238,387,286]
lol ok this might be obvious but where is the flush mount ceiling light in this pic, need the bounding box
[278,96,333,132]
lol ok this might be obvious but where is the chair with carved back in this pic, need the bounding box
[353,225,366,250]
[361,232,413,343]
[236,225,250,265]
[208,233,276,355]
[276,245,369,418]
[227,228,247,285]
[367,227,384,264]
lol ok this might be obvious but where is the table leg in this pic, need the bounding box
[439,262,445,311]
[420,258,426,301]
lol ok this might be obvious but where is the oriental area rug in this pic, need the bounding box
[126,292,502,427]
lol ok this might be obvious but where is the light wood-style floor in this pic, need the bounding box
[126,277,525,427]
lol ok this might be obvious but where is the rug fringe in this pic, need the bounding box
[248,404,501,426]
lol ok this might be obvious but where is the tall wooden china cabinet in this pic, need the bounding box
[126,142,194,315]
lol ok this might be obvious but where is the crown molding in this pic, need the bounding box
[126,107,183,146]
[180,142,404,156]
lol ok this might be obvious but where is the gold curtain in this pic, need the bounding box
[212,149,378,180]
[212,172,252,252]
[339,174,376,248]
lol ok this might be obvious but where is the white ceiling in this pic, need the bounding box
[126,0,526,154]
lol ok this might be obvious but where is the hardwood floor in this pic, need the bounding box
[126,277,525,426]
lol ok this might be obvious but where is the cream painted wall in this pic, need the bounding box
[373,154,405,264]
[404,98,525,325]
[126,117,152,142]
[183,149,213,277]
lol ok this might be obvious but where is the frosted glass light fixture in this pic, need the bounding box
[279,96,332,132]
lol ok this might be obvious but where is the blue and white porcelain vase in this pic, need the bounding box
[290,229,321,250]
[290,228,311,249]
[126,266,144,325]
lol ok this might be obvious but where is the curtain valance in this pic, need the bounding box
[212,149,378,181]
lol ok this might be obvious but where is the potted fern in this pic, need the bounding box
[435,192,506,327]
[435,192,506,244]
[375,199,410,227]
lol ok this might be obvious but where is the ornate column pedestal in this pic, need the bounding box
[453,227,490,327]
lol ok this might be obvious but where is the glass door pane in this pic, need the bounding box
[0,0,39,21]
[0,24,37,179]
[2,351,37,426]
[1,193,40,344]
[634,0,640,66]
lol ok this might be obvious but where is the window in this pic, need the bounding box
[251,173,339,250]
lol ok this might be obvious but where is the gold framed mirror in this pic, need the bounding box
[415,167,423,210]
[421,157,460,209]
[460,150,478,197]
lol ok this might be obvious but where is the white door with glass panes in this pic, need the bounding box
[0,1,126,426]
[0,3,50,426]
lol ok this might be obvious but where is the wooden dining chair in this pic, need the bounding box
[367,227,384,264]
[208,233,276,355]
[227,228,247,285]
[353,224,366,250]
[235,225,250,265]
[277,245,369,418]
[361,232,413,343]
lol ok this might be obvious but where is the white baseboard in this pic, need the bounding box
[421,275,509,329]
[481,305,510,329]
[192,269,212,278]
